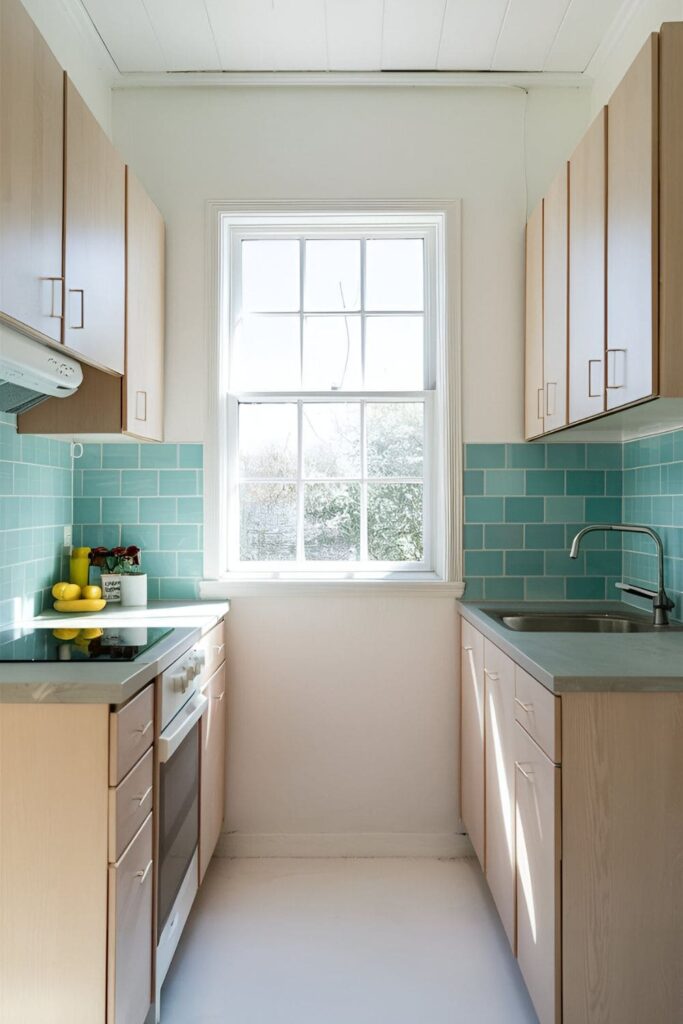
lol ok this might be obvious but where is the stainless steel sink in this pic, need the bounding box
[490,612,682,633]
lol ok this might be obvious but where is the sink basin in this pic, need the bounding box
[491,612,679,633]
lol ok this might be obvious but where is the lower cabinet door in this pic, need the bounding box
[199,663,227,882]
[515,724,561,1024]
[107,813,153,1024]
[460,619,485,868]
[484,640,516,951]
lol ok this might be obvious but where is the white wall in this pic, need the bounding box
[20,0,114,134]
[589,0,683,114]
[112,84,589,446]
[223,596,459,854]
[110,83,589,852]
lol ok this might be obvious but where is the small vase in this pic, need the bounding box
[100,573,121,603]
[120,573,148,608]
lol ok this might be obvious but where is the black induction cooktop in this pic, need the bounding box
[0,625,172,662]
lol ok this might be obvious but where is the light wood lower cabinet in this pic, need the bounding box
[460,619,485,868]
[199,662,227,882]
[459,614,683,1024]
[515,723,561,1024]
[484,639,516,951]
[108,813,154,1024]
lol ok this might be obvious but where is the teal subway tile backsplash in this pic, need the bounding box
[0,414,72,629]
[463,441,623,602]
[73,443,204,601]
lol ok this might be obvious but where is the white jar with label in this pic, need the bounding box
[100,573,121,603]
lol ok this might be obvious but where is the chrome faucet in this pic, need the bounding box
[569,524,676,627]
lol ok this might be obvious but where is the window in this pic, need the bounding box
[207,207,460,587]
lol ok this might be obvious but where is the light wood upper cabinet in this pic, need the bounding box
[63,78,125,375]
[484,639,516,951]
[606,34,658,411]
[569,108,606,424]
[0,0,63,343]
[124,168,165,441]
[199,662,227,883]
[524,201,544,440]
[460,619,485,868]
[542,164,568,433]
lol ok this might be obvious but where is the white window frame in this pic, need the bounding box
[201,201,463,597]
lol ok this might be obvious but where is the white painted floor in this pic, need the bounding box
[161,857,537,1024]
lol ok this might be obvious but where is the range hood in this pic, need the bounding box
[0,329,82,414]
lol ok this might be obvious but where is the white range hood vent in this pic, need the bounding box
[0,329,82,414]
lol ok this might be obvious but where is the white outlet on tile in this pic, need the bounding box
[63,525,72,549]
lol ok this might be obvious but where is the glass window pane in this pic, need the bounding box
[367,403,423,478]
[239,404,297,478]
[365,239,424,311]
[368,483,423,562]
[304,240,361,312]
[233,315,300,391]
[302,316,362,390]
[304,483,360,561]
[364,316,423,390]
[241,240,300,312]
[302,403,361,479]
[240,483,297,561]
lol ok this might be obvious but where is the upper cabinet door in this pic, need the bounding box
[606,34,658,410]
[124,169,165,441]
[0,0,63,343]
[569,108,607,424]
[542,164,569,433]
[64,79,125,375]
[525,202,544,440]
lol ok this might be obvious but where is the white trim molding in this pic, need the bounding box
[112,70,589,90]
[202,199,464,597]
[215,831,474,859]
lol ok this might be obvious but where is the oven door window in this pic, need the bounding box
[158,723,199,933]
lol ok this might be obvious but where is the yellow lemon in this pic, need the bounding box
[80,628,103,640]
[82,585,102,600]
[51,582,81,601]
[52,628,80,641]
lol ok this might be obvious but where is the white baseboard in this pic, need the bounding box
[215,831,474,859]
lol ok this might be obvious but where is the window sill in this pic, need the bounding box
[199,576,465,598]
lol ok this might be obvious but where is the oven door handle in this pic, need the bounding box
[158,691,209,763]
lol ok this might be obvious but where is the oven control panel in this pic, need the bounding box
[160,644,205,731]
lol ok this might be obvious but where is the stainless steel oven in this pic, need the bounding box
[156,643,208,993]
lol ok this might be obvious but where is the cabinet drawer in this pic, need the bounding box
[107,813,153,1024]
[108,747,153,863]
[109,684,154,786]
[514,666,561,763]
[199,619,226,680]
[515,724,561,1024]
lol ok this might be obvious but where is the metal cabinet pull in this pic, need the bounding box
[135,390,148,422]
[135,859,153,885]
[588,358,602,398]
[484,669,499,681]
[134,785,153,807]
[514,697,534,713]
[537,387,544,421]
[463,644,473,652]
[134,720,153,737]
[212,691,225,702]
[214,643,225,655]
[606,348,626,389]
[515,761,535,782]
[68,288,84,329]
[44,277,63,319]
[545,381,557,417]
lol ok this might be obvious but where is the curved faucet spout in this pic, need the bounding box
[568,523,675,626]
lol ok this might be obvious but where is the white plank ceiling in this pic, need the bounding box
[80,0,632,75]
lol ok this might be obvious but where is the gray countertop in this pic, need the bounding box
[0,600,230,704]
[458,601,683,694]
